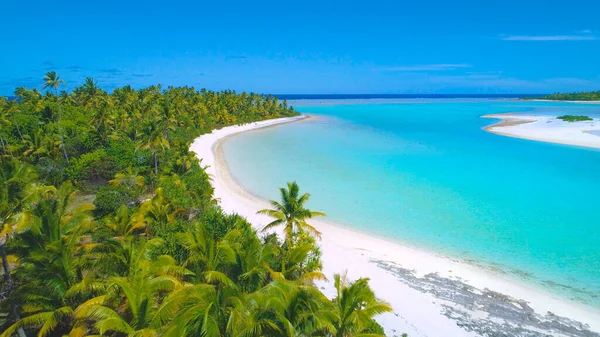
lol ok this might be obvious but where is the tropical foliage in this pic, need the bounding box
[537,90,600,101]
[556,115,593,122]
[0,73,391,336]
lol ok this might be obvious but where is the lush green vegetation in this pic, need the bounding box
[0,73,392,336]
[537,90,600,101]
[556,115,593,122]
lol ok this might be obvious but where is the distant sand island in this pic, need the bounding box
[482,113,600,149]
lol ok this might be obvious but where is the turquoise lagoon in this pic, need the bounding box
[223,100,600,306]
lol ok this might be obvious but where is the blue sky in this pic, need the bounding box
[1,0,599,95]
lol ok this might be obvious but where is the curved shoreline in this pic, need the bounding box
[482,113,600,150]
[190,116,600,337]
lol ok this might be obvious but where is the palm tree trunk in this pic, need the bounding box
[1,237,25,337]
[12,117,24,141]
[56,89,69,163]
[1,239,10,285]
[154,150,158,174]
[0,135,8,155]
[12,307,26,337]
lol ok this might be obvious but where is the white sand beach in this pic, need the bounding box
[483,114,600,150]
[190,116,600,337]
[531,99,600,104]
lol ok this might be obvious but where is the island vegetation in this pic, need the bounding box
[537,90,600,101]
[0,73,392,336]
[556,115,593,122]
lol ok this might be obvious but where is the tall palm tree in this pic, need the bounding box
[331,273,392,337]
[137,117,171,174]
[258,181,325,245]
[0,99,11,155]
[42,71,69,163]
[4,100,24,141]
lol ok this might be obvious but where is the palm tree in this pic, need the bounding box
[42,71,69,163]
[4,100,24,141]
[0,158,49,288]
[136,188,183,233]
[268,241,326,284]
[258,181,325,245]
[1,183,98,337]
[74,254,192,336]
[331,273,392,337]
[137,117,170,174]
[178,221,239,287]
[0,99,11,155]
[226,280,335,337]
[160,282,228,337]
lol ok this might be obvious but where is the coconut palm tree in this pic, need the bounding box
[160,282,230,337]
[74,254,192,336]
[226,280,335,337]
[178,221,239,287]
[0,158,46,287]
[0,99,11,156]
[42,71,69,163]
[4,100,24,141]
[1,185,98,337]
[136,188,183,233]
[137,116,171,174]
[268,241,326,284]
[258,181,325,246]
[331,273,392,337]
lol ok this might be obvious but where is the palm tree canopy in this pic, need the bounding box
[258,181,325,244]
[42,71,66,91]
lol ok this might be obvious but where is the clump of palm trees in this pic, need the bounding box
[0,73,392,336]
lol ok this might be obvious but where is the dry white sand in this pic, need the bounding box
[190,116,600,337]
[483,114,600,149]
[530,99,600,104]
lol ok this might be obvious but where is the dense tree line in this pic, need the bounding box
[538,90,600,101]
[0,73,391,336]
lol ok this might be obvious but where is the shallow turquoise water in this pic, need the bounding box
[223,100,600,306]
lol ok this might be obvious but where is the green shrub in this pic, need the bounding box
[67,149,118,182]
[36,157,67,186]
[93,185,133,217]
[11,113,40,140]
[107,138,138,169]
[557,115,593,122]
[200,207,251,241]
[181,166,214,209]
[158,166,213,211]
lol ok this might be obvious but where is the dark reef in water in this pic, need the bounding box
[374,259,599,337]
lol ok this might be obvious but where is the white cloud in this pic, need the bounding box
[378,64,472,72]
[501,35,597,41]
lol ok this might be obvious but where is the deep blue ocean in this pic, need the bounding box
[223,99,600,307]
